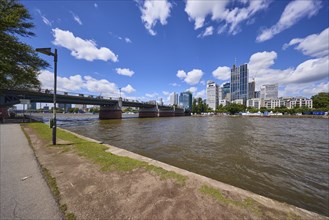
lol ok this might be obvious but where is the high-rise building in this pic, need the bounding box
[248,80,255,99]
[169,92,178,105]
[206,80,218,110]
[260,84,278,99]
[179,91,192,110]
[222,83,230,100]
[218,87,223,100]
[230,64,249,103]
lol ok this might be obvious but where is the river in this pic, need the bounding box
[32,113,329,216]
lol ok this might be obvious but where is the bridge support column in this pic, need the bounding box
[174,107,185,116]
[99,104,122,120]
[139,107,158,118]
[0,107,9,122]
[158,108,175,117]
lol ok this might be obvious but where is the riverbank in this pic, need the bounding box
[21,122,327,219]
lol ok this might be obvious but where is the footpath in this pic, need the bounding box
[0,124,61,219]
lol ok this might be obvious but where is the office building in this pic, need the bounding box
[231,64,249,103]
[218,87,223,100]
[260,84,278,99]
[247,98,261,109]
[169,92,178,105]
[206,80,218,110]
[59,103,72,112]
[254,91,260,98]
[179,91,192,110]
[248,80,255,99]
[222,83,230,100]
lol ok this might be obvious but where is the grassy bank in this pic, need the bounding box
[26,122,187,185]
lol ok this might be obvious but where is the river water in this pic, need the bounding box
[33,113,329,216]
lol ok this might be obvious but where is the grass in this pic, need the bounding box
[26,122,187,185]
[200,185,262,216]
[21,125,77,220]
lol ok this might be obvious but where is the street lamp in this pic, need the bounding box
[36,48,57,145]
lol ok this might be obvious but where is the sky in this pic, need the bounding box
[20,0,329,104]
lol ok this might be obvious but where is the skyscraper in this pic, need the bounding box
[179,91,192,110]
[222,82,230,100]
[230,64,249,104]
[248,80,255,99]
[169,92,178,105]
[206,80,218,110]
[260,84,278,99]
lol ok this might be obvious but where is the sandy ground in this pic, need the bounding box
[23,125,327,220]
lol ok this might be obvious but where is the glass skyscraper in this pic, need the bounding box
[230,64,249,104]
[179,91,192,110]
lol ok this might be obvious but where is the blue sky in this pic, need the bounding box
[21,0,329,103]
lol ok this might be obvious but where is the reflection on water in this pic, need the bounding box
[35,113,329,216]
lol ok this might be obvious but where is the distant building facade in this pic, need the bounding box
[246,97,313,109]
[260,84,278,99]
[222,83,230,100]
[248,80,255,99]
[247,98,261,109]
[169,92,178,106]
[206,80,218,110]
[179,91,192,110]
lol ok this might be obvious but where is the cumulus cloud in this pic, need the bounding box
[212,66,231,80]
[125,37,132,43]
[198,26,214,38]
[185,0,269,35]
[186,87,197,93]
[283,27,329,58]
[176,69,204,85]
[52,28,118,62]
[115,68,134,77]
[256,0,322,42]
[121,84,136,94]
[162,91,170,96]
[70,11,83,25]
[169,82,180,87]
[139,0,172,35]
[38,71,122,97]
[195,89,206,98]
[145,92,159,98]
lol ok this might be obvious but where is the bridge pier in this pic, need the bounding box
[99,104,122,120]
[174,107,185,116]
[158,108,175,117]
[139,107,158,118]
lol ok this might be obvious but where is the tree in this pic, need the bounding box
[225,103,245,115]
[0,0,48,90]
[311,92,329,109]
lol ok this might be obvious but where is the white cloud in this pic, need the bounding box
[162,91,170,96]
[186,87,197,93]
[94,3,98,8]
[52,28,118,62]
[256,0,322,42]
[176,69,204,85]
[115,68,134,77]
[121,84,136,94]
[200,80,206,85]
[212,66,231,80]
[145,92,159,98]
[195,89,206,99]
[198,26,214,38]
[139,0,172,35]
[70,11,83,25]
[38,71,120,97]
[185,0,269,35]
[169,82,180,87]
[283,27,329,58]
[125,37,132,43]
[36,9,52,26]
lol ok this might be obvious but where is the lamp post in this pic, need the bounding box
[36,48,57,145]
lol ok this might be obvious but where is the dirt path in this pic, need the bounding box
[22,125,327,220]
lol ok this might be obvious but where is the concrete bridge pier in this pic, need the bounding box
[174,107,185,116]
[139,106,158,118]
[158,108,175,117]
[99,102,122,120]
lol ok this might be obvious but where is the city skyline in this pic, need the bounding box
[21,0,329,105]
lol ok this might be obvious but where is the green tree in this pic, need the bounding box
[0,0,48,90]
[192,98,197,114]
[225,103,245,115]
[311,92,329,109]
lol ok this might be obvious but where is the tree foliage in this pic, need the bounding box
[311,92,329,109]
[192,98,209,114]
[0,0,48,90]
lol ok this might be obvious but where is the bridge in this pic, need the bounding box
[0,89,188,119]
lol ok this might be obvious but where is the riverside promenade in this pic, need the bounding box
[0,124,61,219]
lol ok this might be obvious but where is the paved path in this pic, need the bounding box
[0,124,61,219]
